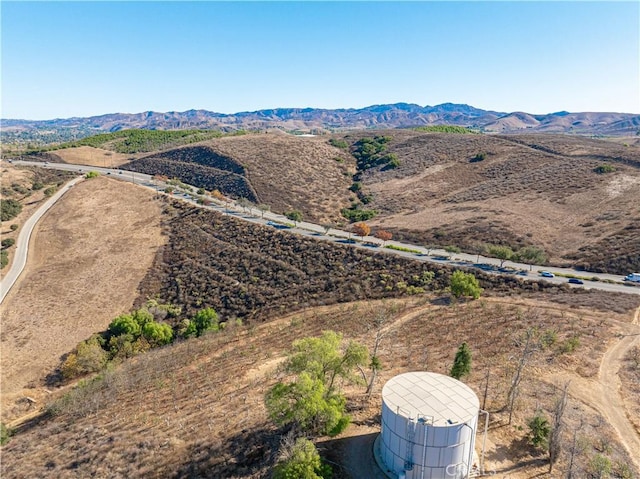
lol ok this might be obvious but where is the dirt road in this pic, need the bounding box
[549,306,640,473]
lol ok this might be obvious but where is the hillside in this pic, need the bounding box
[2,186,639,477]
[334,130,640,274]
[26,129,640,274]
[3,103,639,147]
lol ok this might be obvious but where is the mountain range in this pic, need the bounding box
[3,103,639,144]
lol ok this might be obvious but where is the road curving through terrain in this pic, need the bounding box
[10,160,640,296]
[0,176,84,304]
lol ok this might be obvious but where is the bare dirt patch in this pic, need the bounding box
[0,177,165,422]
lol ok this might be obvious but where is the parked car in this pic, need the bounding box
[540,271,555,278]
[568,278,584,285]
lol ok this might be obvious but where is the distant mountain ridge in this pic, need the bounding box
[2,103,639,144]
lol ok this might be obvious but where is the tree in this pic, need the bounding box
[450,342,472,380]
[374,229,392,245]
[266,331,368,436]
[286,210,303,225]
[0,199,22,221]
[273,436,332,479]
[142,321,174,346]
[527,412,551,449]
[237,197,254,214]
[191,307,219,337]
[1,238,15,249]
[507,328,536,424]
[486,244,514,268]
[108,314,142,337]
[516,246,547,271]
[257,203,270,218]
[352,222,370,239]
[449,270,482,300]
[444,245,461,258]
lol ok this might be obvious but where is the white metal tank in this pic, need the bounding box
[380,372,479,479]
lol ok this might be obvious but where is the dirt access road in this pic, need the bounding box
[550,305,640,473]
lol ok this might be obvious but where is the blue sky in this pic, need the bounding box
[2,1,638,120]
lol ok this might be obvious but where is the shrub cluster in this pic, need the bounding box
[0,199,22,221]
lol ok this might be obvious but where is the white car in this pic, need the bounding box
[540,271,555,278]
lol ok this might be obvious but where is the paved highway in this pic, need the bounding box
[9,160,640,296]
[0,175,84,304]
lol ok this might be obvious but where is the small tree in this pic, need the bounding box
[266,331,368,436]
[527,412,551,449]
[286,210,303,225]
[450,342,472,380]
[449,270,482,300]
[486,244,514,268]
[1,238,15,249]
[444,245,461,258]
[516,246,547,271]
[374,229,392,245]
[257,203,270,218]
[352,222,371,239]
[273,436,332,479]
[191,307,219,337]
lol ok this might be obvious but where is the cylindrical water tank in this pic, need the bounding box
[380,372,479,479]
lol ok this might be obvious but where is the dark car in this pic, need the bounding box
[568,278,584,285]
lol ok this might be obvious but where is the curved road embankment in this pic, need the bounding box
[0,176,84,304]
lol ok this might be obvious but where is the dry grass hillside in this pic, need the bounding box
[332,130,640,274]
[125,131,354,224]
[0,177,165,422]
[43,130,640,273]
[2,178,640,478]
[2,295,638,478]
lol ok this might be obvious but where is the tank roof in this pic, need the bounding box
[382,372,479,426]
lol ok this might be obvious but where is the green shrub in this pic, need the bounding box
[527,413,550,449]
[43,186,56,197]
[0,423,11,446]
[1,238,15,249]
[108,314,142,337]
[328,138,348,149]
[61,336,108,379]
[470,152,486,162]
[593,164,615,174]
[450,270,482,299]
[192,307,219,337]
[0,250,7,269]
[0,199,22,221]
[340,207,377,222]
[142,321,173,346]
[31,181,44,190]
[85,171,100,179]
[413,125,476,134]
[273,437,332,479]
[10,224,18,231]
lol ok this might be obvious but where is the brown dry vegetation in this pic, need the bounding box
[2,296,638,478]
[125,132,354,224]
[2,175,640,478]
[0,177,165,422]
[46,130,640,273]
[134,200,623,325]
[333,130,640,274]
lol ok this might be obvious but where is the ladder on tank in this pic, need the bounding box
[404,417,416,471]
